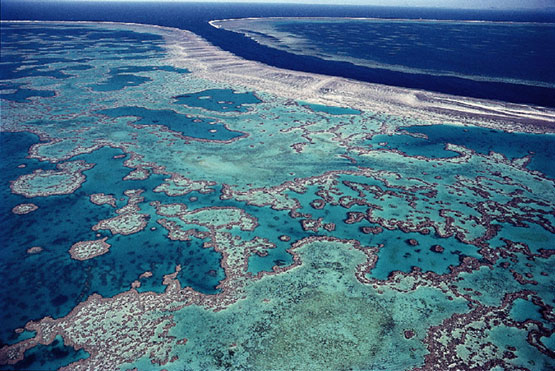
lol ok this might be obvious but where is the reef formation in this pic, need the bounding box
[0,21,554,370]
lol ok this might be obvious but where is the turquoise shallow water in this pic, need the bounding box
[1,22,554,370]
[300,101,362,115]
[510,298,543,323]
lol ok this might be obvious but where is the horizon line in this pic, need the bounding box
[2,0,555,12]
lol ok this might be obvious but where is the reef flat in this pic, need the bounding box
[0,21,554,370]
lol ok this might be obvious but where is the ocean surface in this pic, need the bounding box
[2,1,555,106]
[215,17,555,88]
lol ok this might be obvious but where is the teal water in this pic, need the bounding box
[111,65,189,74]
[301,101,361,115]
[98,106,244,141]
[173,88,261,112]
[2,21,554,370]
[282,176,481,280]
[91,65,189,91]
[0,82,55,103]
[509,298,543,323]
[5,331,36,346]
[489,222,554,255]
[543,334,555,352]
[92,73,151,92]
[4,335,89,371]
[0,141,226,343]
[63,64,94,72]
[370,124,555,178]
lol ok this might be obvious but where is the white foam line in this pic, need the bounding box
[3,20,555,133]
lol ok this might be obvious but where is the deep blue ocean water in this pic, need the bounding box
[2,2,554,106]
[267,19,554,87]
[369,124,555,178]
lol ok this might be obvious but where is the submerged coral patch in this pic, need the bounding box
[12,203,38,214]
[10,161,93,198]
[69,237,111,261]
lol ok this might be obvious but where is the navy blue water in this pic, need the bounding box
[0,132,224,345]
[272,19,555,87]
[2,1,555,106]
[3,336,90,370]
